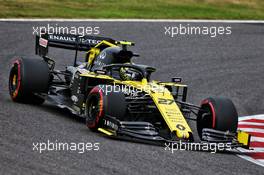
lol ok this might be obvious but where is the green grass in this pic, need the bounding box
[0,0,264,19]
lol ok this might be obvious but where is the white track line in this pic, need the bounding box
[237,153,264,167]
[238,122,264,126]
[258,159,264,163]
[251,148,264,152]
[238,148,264,153]
[238,128,264,133]
[0,18,264,23]
[239,114,264,121]
[251,136,264,142]
[237,147,264,167]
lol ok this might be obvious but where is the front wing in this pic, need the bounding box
[98,115,251,151]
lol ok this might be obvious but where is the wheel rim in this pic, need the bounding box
[87,96,101,124]
[9,63,20,98]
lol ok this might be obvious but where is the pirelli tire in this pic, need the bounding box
[9,57,50,104]
[197,97,238,140]
[86,85,127,131]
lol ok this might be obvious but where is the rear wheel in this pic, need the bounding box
[86,85,126,131]
[9,57,50,104]
[197,97,238,140]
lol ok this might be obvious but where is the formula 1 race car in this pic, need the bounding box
[9,33,251,150]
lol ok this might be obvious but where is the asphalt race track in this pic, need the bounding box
[0,21,263,175]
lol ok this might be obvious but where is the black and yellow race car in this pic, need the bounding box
[9,33,250,150]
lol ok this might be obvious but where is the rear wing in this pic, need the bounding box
[35,33,116,56]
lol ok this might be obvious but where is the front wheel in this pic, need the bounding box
[86,85,126,131]
[197,97,238,140]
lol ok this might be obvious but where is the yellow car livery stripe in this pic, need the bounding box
[150,88,192,139]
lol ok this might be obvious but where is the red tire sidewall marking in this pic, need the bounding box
[208,102,216,128]
[201,99,216,129]
[87,87,104,128]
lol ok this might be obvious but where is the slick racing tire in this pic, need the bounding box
[9,57,50,104]
[197,97,238,140]
[86,85,127,131]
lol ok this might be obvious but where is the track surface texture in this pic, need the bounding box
[0,21,264,175]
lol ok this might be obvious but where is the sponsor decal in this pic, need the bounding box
[71,95,78,103]
[81,38,101,45]
[39,38,48,48]
[49,34,102,45]
[49,35,76,42]
[104,119,118,130]
[176,124,186,131]
[99,51,106,59]
[158,98,174,105]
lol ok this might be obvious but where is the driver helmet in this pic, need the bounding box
[119,64,142,81]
